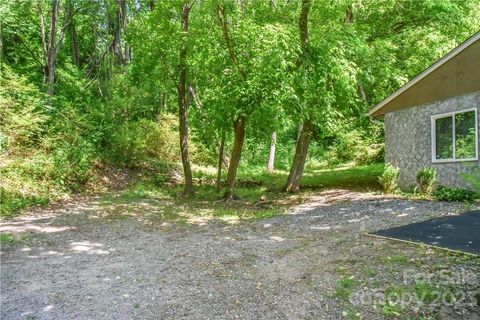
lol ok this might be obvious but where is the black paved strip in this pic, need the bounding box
[369,210,480,255]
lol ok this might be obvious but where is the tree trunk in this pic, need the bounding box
[217,3,247,199]
[299,0,310,47]
[224,117,246,200]
[216,130,226,192]
[0,16,4,72]
[45,0,59,96]
[357,83,367,103]
[284,120,313,192]
[178,2,194,196]
[344,4,353,24]
[296,122,303,142]
[120,0,130,63]
[267,130,276,173]
[148,1,155,11]
[284,0,312,192]
[66,0,80,67]
[112,0,124,65]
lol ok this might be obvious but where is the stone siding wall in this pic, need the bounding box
[384,91,480,190]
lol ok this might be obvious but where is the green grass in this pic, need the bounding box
[2,162,384,218]
[0,232,33,245]
[302,163,384,190]
[0,188,50,218]
[335,276,361,300]
[0,233,15,245]
[234,163,384,191]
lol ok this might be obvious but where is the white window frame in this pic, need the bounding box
[431,107,478,163]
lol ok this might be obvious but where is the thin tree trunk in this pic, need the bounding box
[120,0,130,63]
[284,120,313,192]
[148,1,155,11]
[178,2,194,196]
[343,4,353,24]
[357,83,367,103]
[284,0,312,192]
[66,0,80,67]
[42,0,73,96]
[112,0,124,65]
[299,0,310,47]
[216,130,226,192]
[224,117,246,200]
[267,130,276,173]
[39,9,48,73]
[217,3,247,199]
[45,0,59,96]
[0,17,4,72]
[296,122,303,142]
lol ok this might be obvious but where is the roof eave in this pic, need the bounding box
[367,31,480,118]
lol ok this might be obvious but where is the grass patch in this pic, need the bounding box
[234,163,384,191]
[0,233,15,245]
[414,282,439,304]
[0,232,33,245]
[2,161,384,218]
[335,276,361,300]
[301,163,384,190]
[0,188,50,218]
[100,180,283,225]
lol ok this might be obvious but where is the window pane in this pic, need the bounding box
[455,111,477,159]
[435,116,453,159]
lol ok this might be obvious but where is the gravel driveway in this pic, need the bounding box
[1,190,477,319]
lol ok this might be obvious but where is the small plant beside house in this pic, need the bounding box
[434,186,477,202]
[379,164,399,194]
[416,167,436,195]
[461,166,480,195]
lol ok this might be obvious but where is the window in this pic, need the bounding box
[431,108,478,162]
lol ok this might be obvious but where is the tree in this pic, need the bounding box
[267,129,276,173]
[216,3,246,200]
[284,0,313,192]
[212,1,298,199]
[178,1,195,196]
[66,0,79,67]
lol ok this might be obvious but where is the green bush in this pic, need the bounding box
[0,187,50,217]
[326,130,384,166]
[379,164,399,194]
[416,167,436,195]
[109,114,212,168]
[461,167,480,194]
[434,186,476,202]
[326,130,363,165]
[109,115,180,167]
[0,66,47,153]
[354,143,384,165]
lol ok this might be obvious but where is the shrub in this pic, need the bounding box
[0,66,47,154]
[109,115,181,167]
[416,167,436,195]
[354,143,384,165]
[327,130,363,165]
[109,114,212,168]
[326,130,384,166]
[379,164,399,194]
[434,186,476,202]
[461,166,480,194]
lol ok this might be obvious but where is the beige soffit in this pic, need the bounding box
[368,31,480,118]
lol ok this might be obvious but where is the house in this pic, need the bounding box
[368,32,480,190]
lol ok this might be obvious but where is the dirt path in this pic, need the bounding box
[0,190,477,319]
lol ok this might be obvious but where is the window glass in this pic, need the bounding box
[435,116,453,160]
[455,111,476,159]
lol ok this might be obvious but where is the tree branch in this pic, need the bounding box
[216,4,246,80]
